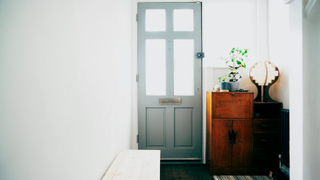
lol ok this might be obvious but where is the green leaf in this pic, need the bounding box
[231,59,234,62]
[236,60,241,65]
[231,50,234,53]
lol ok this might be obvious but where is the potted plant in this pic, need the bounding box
[218,74,231,92]
[219,47,249,92]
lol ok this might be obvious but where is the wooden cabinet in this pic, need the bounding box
[211,120,253,167]
[206,92,254,175]
[206,92,283,175]
[253,102,282,170]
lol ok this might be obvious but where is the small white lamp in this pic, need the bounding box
[249,61,280,102]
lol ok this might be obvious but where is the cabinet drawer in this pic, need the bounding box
[253,149,279,167]
[253,119,280,132]
[254,133,280,148]
[212,92,253,119]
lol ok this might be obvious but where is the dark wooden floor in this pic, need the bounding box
[160,164,213,180]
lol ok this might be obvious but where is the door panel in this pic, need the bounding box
[232,120,253,167]
[138,2,202,159]
[146,108,166,147]
[174,107,193,148]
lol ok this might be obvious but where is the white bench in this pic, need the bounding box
[101,150,160,180]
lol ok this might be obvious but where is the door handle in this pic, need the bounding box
[229,130,233,144]
[197,52,205,58]
[233,130,237,144]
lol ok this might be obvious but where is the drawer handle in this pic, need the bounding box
[229,130,237,144]
[261,124,274,128]
[231,93,235,96]
[261,139,274,142]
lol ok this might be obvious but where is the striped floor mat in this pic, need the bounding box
[213,175,271,180]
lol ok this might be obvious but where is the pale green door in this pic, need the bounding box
[138,2,202,160]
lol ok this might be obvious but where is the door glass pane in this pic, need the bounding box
[173,9,194,31]
[146,9,166,32]
[146,39,166,95]
[174,40,194,95]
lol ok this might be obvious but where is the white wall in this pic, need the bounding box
[287,0,304,179]
[204,0,287,103]
[266,1,320,179]
[205,0,290,107]
[303,1,320,179]
[268,0,290,108]
[0,0,132,180]
[203,0,257,68]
